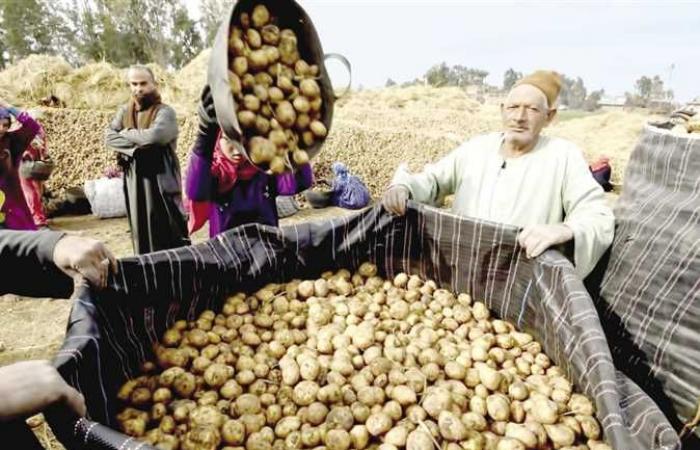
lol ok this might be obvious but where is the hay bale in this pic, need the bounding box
[174,49,211,111]
[0,55,72,107]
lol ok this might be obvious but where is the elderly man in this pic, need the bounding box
[383,70,614,277]
[105,65,189,254]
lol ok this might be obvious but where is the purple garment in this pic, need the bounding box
[185,134,313,237]
[0,111,41,230]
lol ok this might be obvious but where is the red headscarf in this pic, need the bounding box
[186,132,261,234]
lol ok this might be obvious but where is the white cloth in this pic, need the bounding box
[391,132,614,277]
[84,177,127,219]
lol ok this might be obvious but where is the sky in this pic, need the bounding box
[189,0,700,102]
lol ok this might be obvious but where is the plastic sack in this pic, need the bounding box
[330,162,370,209]
[84,177,127,219]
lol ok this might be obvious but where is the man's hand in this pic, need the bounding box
[517,224,574,259]
[0,361,86,422]
[52,235,117,289]
[382,185,410,216]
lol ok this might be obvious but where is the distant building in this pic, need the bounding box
[599,95,626,108]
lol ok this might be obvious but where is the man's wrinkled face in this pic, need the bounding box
[501,84,555,149]
[127,69,157,100]
[0,118,10,137]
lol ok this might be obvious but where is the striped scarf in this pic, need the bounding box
[122,92,162,130]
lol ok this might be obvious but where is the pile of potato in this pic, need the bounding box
[228,4,326,174]
[116,263,611,450]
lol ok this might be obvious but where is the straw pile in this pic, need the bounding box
[1,53,650,198]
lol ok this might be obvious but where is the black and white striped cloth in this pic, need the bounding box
[48,203,680,449]
[594,125,700,445]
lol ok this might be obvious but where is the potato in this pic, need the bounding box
[238,110,257,129]
[173,372,196,398]
[202,363,229,389]
[121,418,146,437]
[248,50,268,71]
[261,24,280,45]
[568,394,595,416]
[275,416,302,438]
[325,429,351,450]
[292,149,309,165]
[510,400,525,423]
[495,437,525,450]
[129,386,151,406]
[292,96,311,114]
[528,395,558,424]
[191,405,225,429]
[406,429,434,450]
[309,96,323,113]
[249,137,275,165]
[270,156,286,174]
[279,36,299,65]
[504,423,537,448]
[366,412,392,436]
[298,402,326,426]
[350,424,369,449]
[486,394,510,422]
[301,131,314,147]
[246,28,262,49]
[229,34,246,56]
[577,414,601,440]
[236,393,262,415]
[389,385,416,406]
[588,440,613,450]
[476,365,503,391]
[293,380,319,406]
[222,419,246,445]
[220,379,243,400]
[232,56,248,77]
[242,94,261,112]
[275,101,297,128]
[300,79,321,98]
[422,388,452,419]
[309,120,327,138]
[242,73,256,90]
[438,410,467,441]
[544,424,576,447]
[251,4,270,28]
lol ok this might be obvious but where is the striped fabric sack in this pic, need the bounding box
[591,125,700,445]
[46,204,681,449]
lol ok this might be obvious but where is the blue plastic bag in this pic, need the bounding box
[330,162,371,209]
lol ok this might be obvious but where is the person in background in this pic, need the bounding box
[185,87,313,236]
[104,65,189,254]
[19,111,50,228]
[0,230,116,448]
[383,70,614,277]
[0,100,41,231]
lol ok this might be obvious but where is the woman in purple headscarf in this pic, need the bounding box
[0,100,41,230]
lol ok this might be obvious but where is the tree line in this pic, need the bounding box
[388,64,675,111]
[0,0,227,69]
